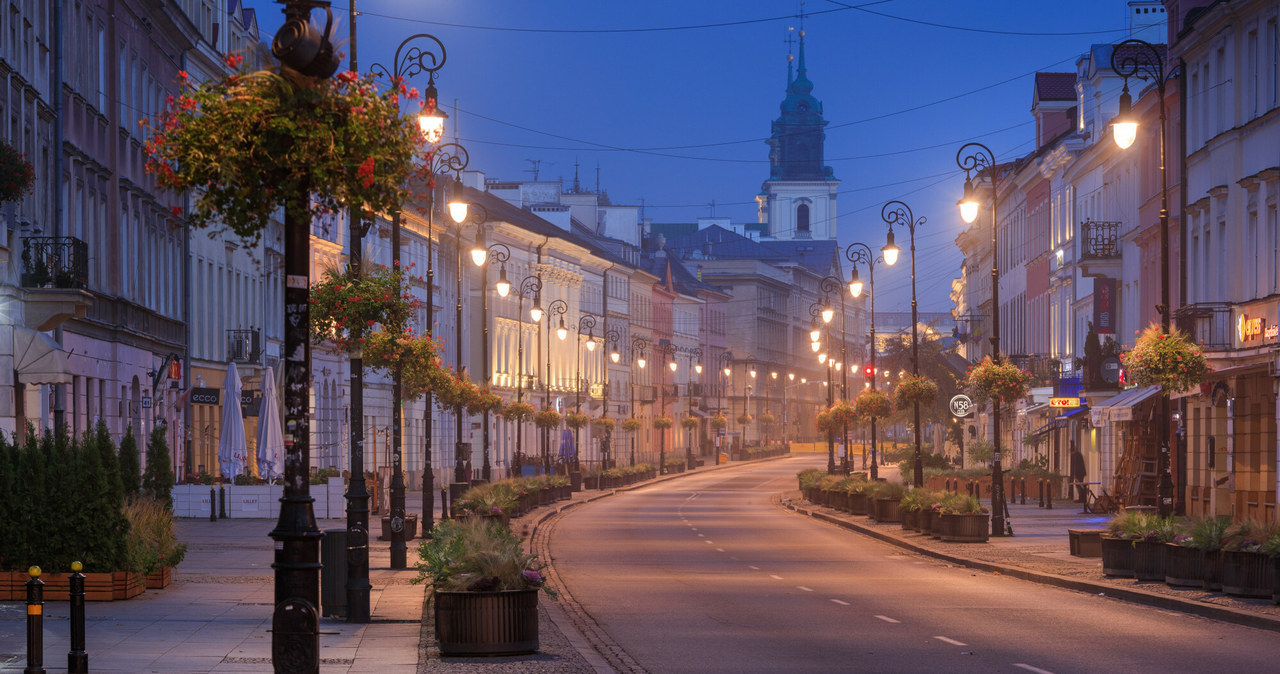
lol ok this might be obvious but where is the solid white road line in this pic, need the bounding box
[1013,664,1055,674]
[830,599,850,606]
[934,636,967,647]
[874,615,900,624]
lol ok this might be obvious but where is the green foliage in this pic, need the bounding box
[119,426,142,496]
[870,481,905,500]
[415,518,554,598]
[966,440,995,465]
[1122,324,1211,392]
[1186,516,1231,551]
[123,496,187,574]
[936,493,987,515]
[900,488,943,513]
[142,425,176,510]
[796,468,824,491]
[0,137,36,203]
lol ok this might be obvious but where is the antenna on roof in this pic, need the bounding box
[595,162,600,195]
[525,159,544,181]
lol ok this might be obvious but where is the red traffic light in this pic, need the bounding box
[864,365,874,378]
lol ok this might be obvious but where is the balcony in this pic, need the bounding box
[1006,354,1061,388]
[1174,303,1233,351]
[1077,220,1122,279]
[227,329,262,364]
[21,236,88,289]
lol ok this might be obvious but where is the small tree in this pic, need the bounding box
[143,425,176,510]
[119,425,142,496]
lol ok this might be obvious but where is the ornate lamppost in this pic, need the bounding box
[574,313,599,473]
[847,242,882,481]
[956,143,1008,536]
[880,200,926,488]
[446,201,486,493]
[820,275,850,472]
[630,336,650,466]
[512,276,543,474]
[545,299,569,473]
[656,342,677,474]
[1109,40,1181,517]
[687,348,703,468]
[604,329,622,470]
[718,351,732,463]
[472,240,509,482]
[810,302,835,473]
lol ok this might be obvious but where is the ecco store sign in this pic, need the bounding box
[190,388,221,405]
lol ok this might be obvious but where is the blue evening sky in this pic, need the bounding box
[241,1,1158,312]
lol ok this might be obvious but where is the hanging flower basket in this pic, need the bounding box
[815,410,833,435]
[565,412,591,430]
[475,391,505,416]
[826,402,855,428]
[737,414,753,425]
[592,417,616,433]
[893,374,939,410]
[503,401,535,422]
[362,330,446,398]
[709,415,728,430]
[0,139,35,204]
[968,356,1031,404]
[1122,324,1210,392]
[681,416,699,430]
[144,65,421,242]
[759,412,777,426]
[854,389,892,420]
[653,416,674,430]
[534,409,562,429]
[621,417,643,433]
[310,265,420,350]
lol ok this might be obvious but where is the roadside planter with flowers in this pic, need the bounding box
[621,417,643,433]
[653,416,674,430]
[932,493,990,542]
[893,374,939,410]
[416,518,555,656]
[144,62,420,243]
[1220,519,1277,598]
[1121,324,1211,392]
[854,389,891,420]
[0,139,35,204]
[967,356,1031,404]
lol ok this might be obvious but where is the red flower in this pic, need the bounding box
[170,206,182,217]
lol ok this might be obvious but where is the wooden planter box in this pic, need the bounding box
[583,476,600,490]
[900,509,918,531]
[145,566,174,590]
[937,513,990,542]
[1100,536,1136,578]
[1221,550,1275,599]
[848,493,869,516]
[873,498,901,523]
[435,589,539,656]
[1,571,146,602]
[1163,545,1205,588]
[918,509,934,535]
[1132,540,1166,581]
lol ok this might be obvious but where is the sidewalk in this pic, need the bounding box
[782,479,1280,632]
[1,516,423,673]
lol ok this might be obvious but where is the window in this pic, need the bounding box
[1272,205,1279,293]
[1249,29,1259,118]
[796,203,810,234]
[1250,210,1259,297]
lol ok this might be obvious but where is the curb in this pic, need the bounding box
[782,500,1280,634]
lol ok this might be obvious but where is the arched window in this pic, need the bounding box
[796,203,810,234]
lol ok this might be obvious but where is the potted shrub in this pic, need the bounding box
[1221,519,1278,598]
[846,478,874,516]
[933,493,990,542]
[870,481,905,523]
[797,468,824,500]
[416,518,555,656]
[123,497,187,590]
[1101,510,1145,578]
[1131,515,1177,581]
[899,489,942,534]
[1166,516,1229,589]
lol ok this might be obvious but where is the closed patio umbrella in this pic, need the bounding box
[217,361,247,479]
[256,365,284,481]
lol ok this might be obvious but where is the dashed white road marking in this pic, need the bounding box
[830,599,849,606]
[749,565,760,570]
[796,586,813,592]
[704,540,714,544]
[716,548,725,552]
[934,636,967,647]
[697,533,705,537]
[874,615,900,624]
[1013,665,1055,674]
[769,575,783,580]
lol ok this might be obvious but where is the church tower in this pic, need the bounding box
[756,28,840,240]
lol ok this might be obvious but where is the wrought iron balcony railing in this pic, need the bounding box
[1079,220,1121,260]
[20,236,89,289]
[1005,354,1061,387]
[1174,303,1234,351]
[227,329,262,363]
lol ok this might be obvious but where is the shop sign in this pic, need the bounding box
[1238,314,1266,343]
[190,388,220,405]
[1090,408,1107,428]
[949,395,973,418]
[1049,397,1081,408]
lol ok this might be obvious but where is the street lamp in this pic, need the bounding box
[956,142,1007,536]
[269,1,340,659]
[476,242,510,483]
[881,200,926,488]
[447,201,487,491]
[718,351,733,463]
[846,242,883,480]
[512,275,543,475]
[820,275,850,472]
[1111,39,1180,518]
[687,347,702,469]
[630,336,650,466]
[545,299,568,474]
[603,329,621,469]
[366,31,450,577]
[574,313,599,474]
[811,302,836,474]
[656,342,677,474]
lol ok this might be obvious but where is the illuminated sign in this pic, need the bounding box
[1049,397,1082,408]
[1238,314,1265,342]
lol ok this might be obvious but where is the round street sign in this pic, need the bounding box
[950,394,973,418]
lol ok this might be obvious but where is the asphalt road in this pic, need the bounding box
[549,456,1280,673]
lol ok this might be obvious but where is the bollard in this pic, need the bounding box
[1046,480,1054,510]
[1038,479,1045,508]
[218,485,227,519]
[441,486,450,519]
[68,561,87,674]
[210,486,217,521]
[1020,477,1027,505]
[26,566,44,674]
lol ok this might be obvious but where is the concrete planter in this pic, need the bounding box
[434,589,539,656]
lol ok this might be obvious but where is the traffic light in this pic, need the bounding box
[864,365,874,378]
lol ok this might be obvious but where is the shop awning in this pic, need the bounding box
[1091,385,1161,424]
[1031,406,1088,438]
[6,326,72,385]
[1023,402,1052,416]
